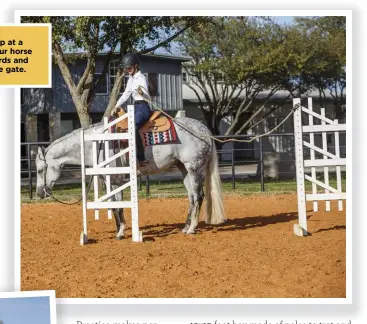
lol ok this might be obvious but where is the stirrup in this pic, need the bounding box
[137,160,148,168]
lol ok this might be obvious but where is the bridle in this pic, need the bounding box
[36,116,127,204]
[36,136,105,204]
[37,146,88,205]
[38,147,52,198]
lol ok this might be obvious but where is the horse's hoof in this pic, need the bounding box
[186,228,196,235]
[116,236,124,240]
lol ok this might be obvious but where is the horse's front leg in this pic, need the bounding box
[111,185,126,240]
[113,208,126,240]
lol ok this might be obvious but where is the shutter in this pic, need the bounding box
[147,73,158,96]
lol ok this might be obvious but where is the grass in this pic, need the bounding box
[21,175,346,204]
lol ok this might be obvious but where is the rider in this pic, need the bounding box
[113,53,152,165]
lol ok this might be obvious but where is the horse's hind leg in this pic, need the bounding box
[177,163,194,233]
[186,169,204,235]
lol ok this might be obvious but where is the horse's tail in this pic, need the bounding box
[204,140,226,225]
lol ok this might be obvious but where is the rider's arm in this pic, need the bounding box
[115,77,133,110]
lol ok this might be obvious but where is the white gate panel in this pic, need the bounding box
[80,105,142,244]
[293,98,346,236]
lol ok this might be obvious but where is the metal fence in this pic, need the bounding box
[21,133,346,200]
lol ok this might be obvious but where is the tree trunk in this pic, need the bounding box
[53,44,95,128]
[75,102,92,128]
[334,100,345,120]
[202,109,221,135]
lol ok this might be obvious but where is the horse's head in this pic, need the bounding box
[35,146,63,199]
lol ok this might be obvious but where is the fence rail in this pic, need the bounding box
[21,132,346,200]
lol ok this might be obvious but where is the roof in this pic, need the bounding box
[183,89,340,103]
[64,51,192,62]
[140,53,192,62]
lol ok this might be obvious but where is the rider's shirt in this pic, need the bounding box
[115,71,151,108]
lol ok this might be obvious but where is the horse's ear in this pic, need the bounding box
[38,146,46,157]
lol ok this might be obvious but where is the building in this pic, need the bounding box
[21,53,191,144]
[181,70,346,177]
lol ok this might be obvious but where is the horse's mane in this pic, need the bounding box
[46,121,103,151]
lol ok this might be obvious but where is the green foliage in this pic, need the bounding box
[179,16,346,134]
[179,17,295,135]
[290,16,346,118]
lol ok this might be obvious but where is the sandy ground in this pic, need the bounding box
[21,194,346,298]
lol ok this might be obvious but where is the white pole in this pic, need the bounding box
[308,97,318,212]
[127,104,141,242]
[293,98,307,236]
[334,120,343,211]
[104,117,113,219]
[321,108,331,211]
[92,140,100,220]
[80,129,88,244]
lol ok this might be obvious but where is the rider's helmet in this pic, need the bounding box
[119,53,139,69]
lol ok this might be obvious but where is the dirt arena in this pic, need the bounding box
[21,193,346,298]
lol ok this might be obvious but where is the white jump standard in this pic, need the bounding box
[293,98,346,236]
[80,105,142,245]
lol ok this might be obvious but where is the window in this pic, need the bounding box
[266,116,285,133]
[265,115,293,153]
[109,60,129,94]
[109,60,158,96]
[93,73,108,95]
[147,73,158,96]
[140,72,158,96]
[61,120,74,137]
[37,114,50,142]
[61,113,80,135]
[109,60,119,92]
[182,71,188,83]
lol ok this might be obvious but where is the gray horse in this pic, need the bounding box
[35,117,226,239]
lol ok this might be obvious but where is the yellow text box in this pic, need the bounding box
[0,24,51,86]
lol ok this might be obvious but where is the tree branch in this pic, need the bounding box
[88,48,116,103]
[53,43,78,98]
[236,91,289,135]
[76,58,93,95]
[139,24,194,54]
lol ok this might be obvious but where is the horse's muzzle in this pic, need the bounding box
[37,187,52,199]
[37,188,45,199]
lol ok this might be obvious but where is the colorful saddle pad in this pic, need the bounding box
[140,118,177,147]
[108,112,177,148]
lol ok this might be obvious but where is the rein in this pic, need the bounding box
[39,138,103,205]
[136,86,301,143]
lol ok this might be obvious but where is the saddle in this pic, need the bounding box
[109,108,177,152]
[111,108,171,133]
